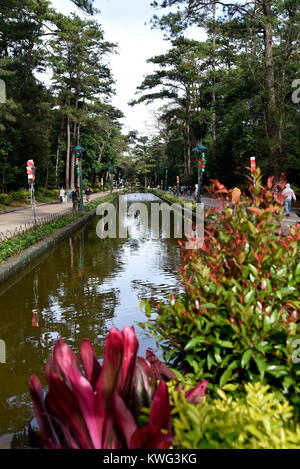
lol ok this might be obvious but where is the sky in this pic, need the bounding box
[49,0,207,136]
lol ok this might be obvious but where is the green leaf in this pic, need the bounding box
[254,356,267,375]
[214,347,222,364]
[295,263,300,281]
[244,290,255,304]
[200,303,217,309]
[220,367,232,387]
[217,340,234,348]
[241,349,252,368]
[207,352,215,370]
[275,287,296,300]
[184,335,205,351]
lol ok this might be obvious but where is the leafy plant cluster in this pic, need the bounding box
[29,326,206,449]
[170,381,300,449]
[143,172,300,410]
[28,326,300,450]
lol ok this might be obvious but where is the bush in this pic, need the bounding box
[170,381,300,449]
[0,193,11,205]
[143,170,300,408]
[41,189,59,198]
[10,190,30,201]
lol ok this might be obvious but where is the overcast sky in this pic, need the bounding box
[50,0,206,136]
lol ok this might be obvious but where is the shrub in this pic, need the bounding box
[10,190,30,201]
[0,193,11,205]
[143,170,300,408]
[170,381,300,449]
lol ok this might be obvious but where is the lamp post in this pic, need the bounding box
[73,145,86,211]
[165,167,169,191]
[27,160,37,225]
[192,144,207,203]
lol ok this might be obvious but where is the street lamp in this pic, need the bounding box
[164,165,169,191]
[73,145,86,211]
[192,144,207,203]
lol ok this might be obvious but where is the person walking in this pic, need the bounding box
[85,187,92,204]
[282,183,296,217]
[59,187,65,204]
[195,183,199,201]
[72,187,80,210]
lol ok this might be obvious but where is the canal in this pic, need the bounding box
[0,193,181,436]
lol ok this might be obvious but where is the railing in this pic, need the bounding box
[0,207,74,243]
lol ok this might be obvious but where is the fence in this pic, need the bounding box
[0,207,74,243]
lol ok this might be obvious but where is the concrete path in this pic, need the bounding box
[0,192,111,241]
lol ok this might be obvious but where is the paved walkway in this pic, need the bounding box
[0,192,111,240]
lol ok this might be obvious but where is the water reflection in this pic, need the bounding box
[0,194,181,435]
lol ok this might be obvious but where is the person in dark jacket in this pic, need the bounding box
[72,187,80,210]
[85,187,92,203]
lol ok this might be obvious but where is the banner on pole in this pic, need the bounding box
[250,157,256,172]
[27,160,35,182]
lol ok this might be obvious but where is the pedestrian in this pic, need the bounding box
[195,183,199,201]
[72,187,80,210]
[282,183,296,217]
[85,186,92,204]
[59,187,65,204]
[67,189,72,202]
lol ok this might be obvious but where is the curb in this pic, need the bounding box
[0,209,97,285]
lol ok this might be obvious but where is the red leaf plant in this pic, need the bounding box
[29,327,206,449]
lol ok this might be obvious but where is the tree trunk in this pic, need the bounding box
[211,0,217,161]
[97,142,105,163]
[66,115,71,190]
[70,121,76,189]
[183,125,188,176]
[262,1,280,168]
[55,115,65,188]
[186,121,192,175]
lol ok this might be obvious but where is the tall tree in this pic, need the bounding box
[131,38,208,176]
[50,13,116,188]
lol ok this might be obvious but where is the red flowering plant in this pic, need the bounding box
[143,169,300,411]
[29,326,207,449]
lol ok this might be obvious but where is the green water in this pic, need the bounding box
[0,194,181,436]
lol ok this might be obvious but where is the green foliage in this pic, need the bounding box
[9,190,29,201]
[135,0,300,185]
[170,382,300,449]
[0,2,124,193]
[143,172,300,408]
[0,194,10,204]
